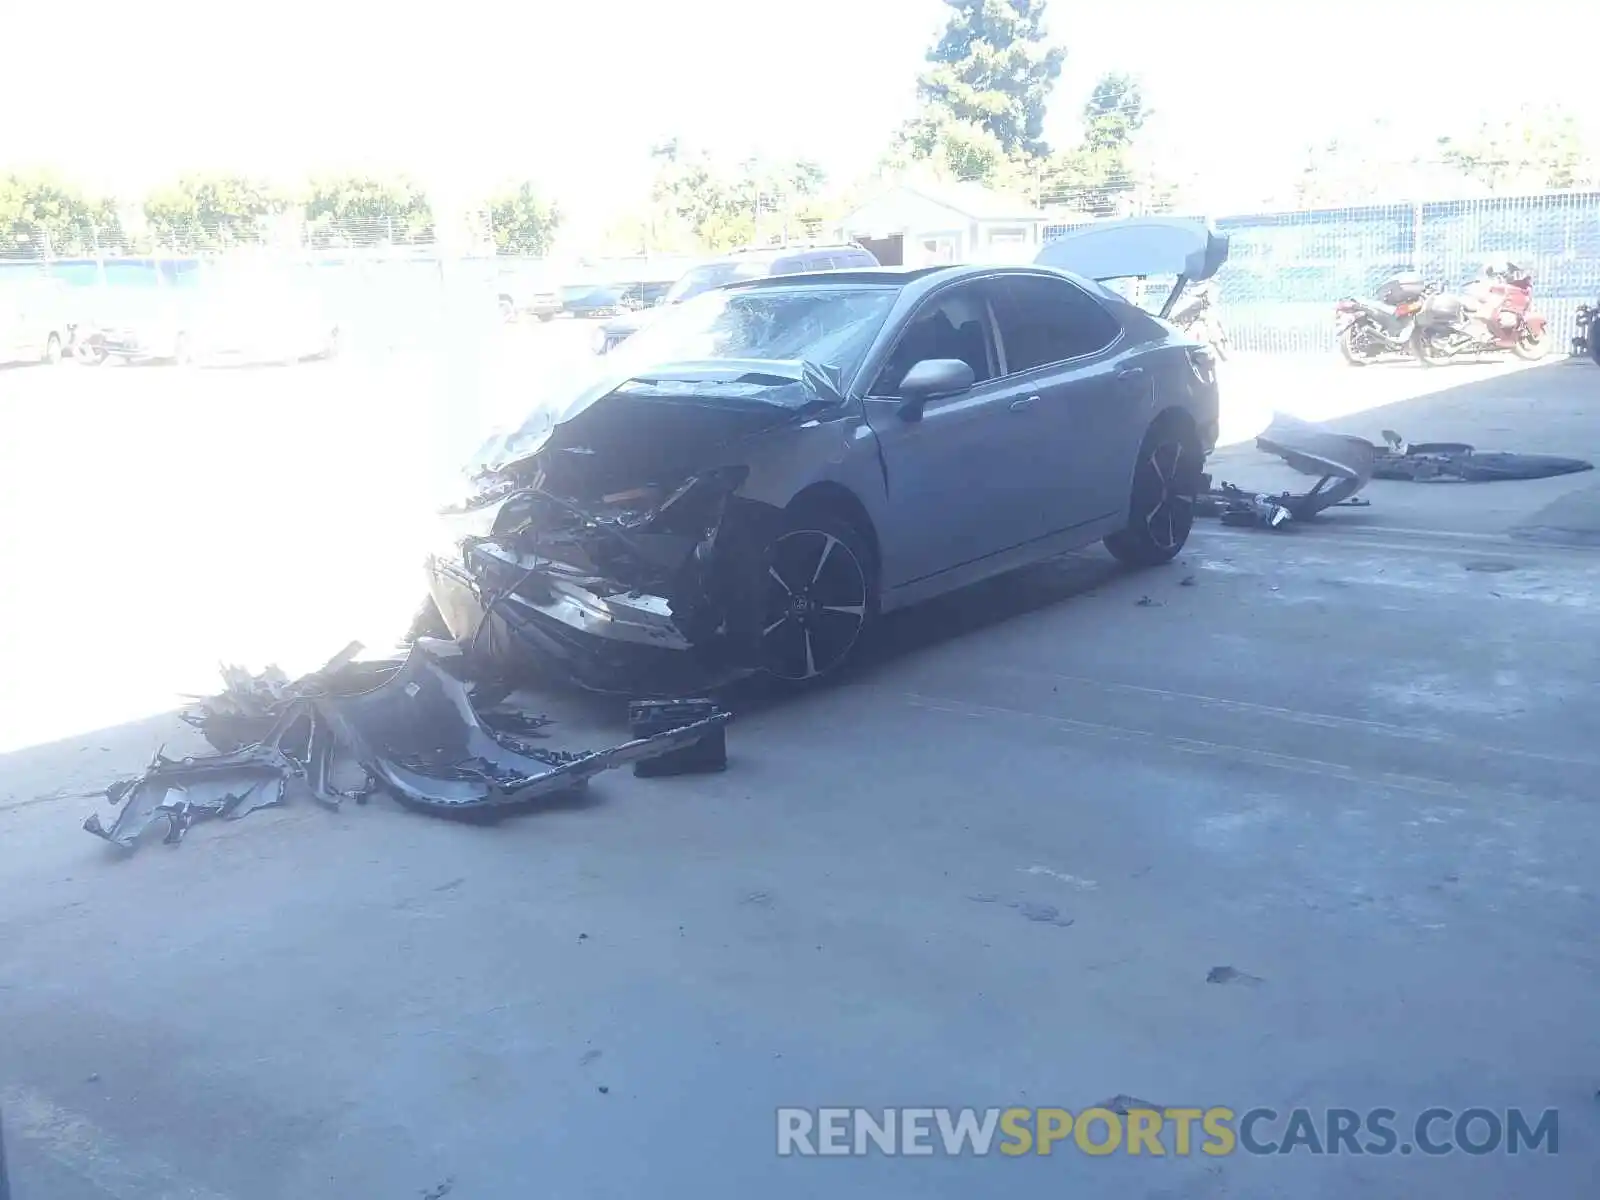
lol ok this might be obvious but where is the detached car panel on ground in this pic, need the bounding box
[424,225,1226,692]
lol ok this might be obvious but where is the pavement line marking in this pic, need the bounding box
[0,1085,235,1200]
[979,666,1600,770]
[1197,525,1600,557]
[903,693,1479,801]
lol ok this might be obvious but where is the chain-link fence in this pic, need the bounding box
[7,180,1600,362]
[1034,176,1600,355]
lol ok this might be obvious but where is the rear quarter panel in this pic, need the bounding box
[1108,306,1220,520]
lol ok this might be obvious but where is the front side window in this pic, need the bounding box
[873,284,997,394]
[990,273,1122,372]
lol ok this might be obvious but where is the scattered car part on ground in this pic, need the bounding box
[84,639,732,852]
[1196,413,1376,530]
[1374,431,1593,482]
[627,698,728,777]
[430,228,1227,694]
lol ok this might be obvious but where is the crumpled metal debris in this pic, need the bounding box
[1374,430,1593,482]
[86,638,731,851]
[1197,412,1376,529]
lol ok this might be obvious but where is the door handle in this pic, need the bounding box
[1009,395,1038,412]
[1116,366,1146,381]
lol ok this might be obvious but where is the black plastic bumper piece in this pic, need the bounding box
[627,698,729,777]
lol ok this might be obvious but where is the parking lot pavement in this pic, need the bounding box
[1,348,1597,1198]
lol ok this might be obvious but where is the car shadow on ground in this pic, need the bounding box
[724,549,1132,720]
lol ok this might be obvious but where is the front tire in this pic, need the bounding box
[1512,325,1550,361]
[43,333,62,365]
[758,507,876,685]
[1104,415,1202,568]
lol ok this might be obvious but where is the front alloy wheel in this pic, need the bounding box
[760,522,871,683]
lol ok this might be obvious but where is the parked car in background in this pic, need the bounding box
[78,264,341,366]
[616,279,676,311]
[496,263,563,323]
[422,219,1227,691]
[595,242,881,354]
[0,273,72,366]
[560,283,628,319]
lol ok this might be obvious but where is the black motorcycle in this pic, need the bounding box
[1574,302,1599,365]
[1335,273,1436,365]
[1168,282,1230,360]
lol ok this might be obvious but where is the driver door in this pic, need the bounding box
[861,280,1046,591]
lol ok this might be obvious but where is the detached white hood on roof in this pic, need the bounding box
[1034,216,1230,283]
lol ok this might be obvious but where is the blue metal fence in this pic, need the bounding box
[1212,191,1600,353]
[1044,190,1600,354]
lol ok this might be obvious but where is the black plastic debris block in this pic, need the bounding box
[628,698,728,777]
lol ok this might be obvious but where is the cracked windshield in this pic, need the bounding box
[1,1,1597,1197]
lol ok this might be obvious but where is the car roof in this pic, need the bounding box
[727,265,948,290]
[707,244,879,265]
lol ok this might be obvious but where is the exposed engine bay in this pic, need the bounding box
[433,377,821,693]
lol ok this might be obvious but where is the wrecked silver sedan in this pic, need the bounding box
[423,236,1225,691]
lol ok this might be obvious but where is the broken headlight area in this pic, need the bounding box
[84,639,732,852]
[443,458,784,692]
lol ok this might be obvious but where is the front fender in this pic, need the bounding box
[1523,311,1547,336]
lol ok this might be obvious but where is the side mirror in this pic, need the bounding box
[896,358,975,420]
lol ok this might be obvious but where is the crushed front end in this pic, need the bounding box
[425,380,804,693]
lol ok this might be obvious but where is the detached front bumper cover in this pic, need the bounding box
[85,639,731,850]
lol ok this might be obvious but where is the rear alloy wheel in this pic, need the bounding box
[759,512,874,684]
[43,333,62,365]
[1104,419,1201,568]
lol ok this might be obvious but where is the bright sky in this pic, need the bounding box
[2,0,1592,226]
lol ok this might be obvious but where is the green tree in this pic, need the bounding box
[917,0,1064,159]
[643,142,829,252]
[0,172,123,257]
[303,175,434,246]
[1437,108,1596,191]
[488,182,562,257]
[142,174,288,251]
[1030,71,1157,216]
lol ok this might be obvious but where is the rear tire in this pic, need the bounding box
[758,505,877,686]
[1411,330,1449,367]
[1104,415,1202,568]
[1337,326,1368,366]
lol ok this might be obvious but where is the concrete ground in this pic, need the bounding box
[1,332,1597,1198]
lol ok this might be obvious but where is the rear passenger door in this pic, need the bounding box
[987,272,1130,534]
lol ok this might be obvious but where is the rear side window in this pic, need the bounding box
[991,273,1121,371]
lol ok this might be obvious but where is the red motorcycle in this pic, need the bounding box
[1410,260,1550,365]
